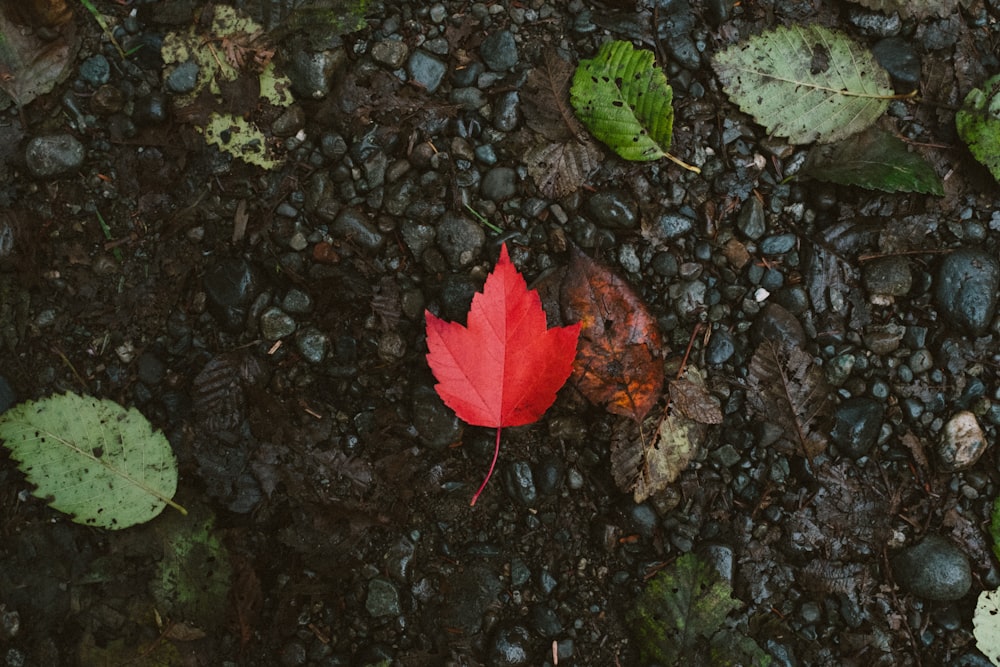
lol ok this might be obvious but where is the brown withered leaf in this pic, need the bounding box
[611,402,708,503]
[524,139,602,199]
[523,49,583,141]
[670,367,723,424]
[561,246,665,421]
[746,339,832,458]
[0,2,77,109]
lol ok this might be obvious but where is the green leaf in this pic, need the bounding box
[0,393,182,529]
[712,24,893,144]
[202,112,281,169]
[801,127,944,195]
[570,40,674,161]
[631,553,771,666]
[956,74,1000,184]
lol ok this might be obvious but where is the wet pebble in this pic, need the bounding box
[203,257,259,332]
[80,54,111,86]
[481,166,517,202]
[437,212,486,268]
[872,37,921,87]
[892,535,971,601]
[751,303,805,348]
[503,461,537,507]
[480,30,518,72]
[531,604,563,637]
[371,39,409,69]
[831,397,884,459]
[333,208,385,250]
[408,50,447,93]
[385,536,416,583]
[487,623,534,666]
[587,191,637,229]
[938,411,988,472]
[260,307,296,340]
[366,577,401,617]
[165,61,199,93]
[287,47,346,99]
[25,135,85,177]
[412,385,462,449]
[295,328,328,363]
[706,329,736,364]
[934,248,999,336]
[282,289,313,314]
[863,256,912,298]
[493,91,520,131]
[737,196,766,240]
[655,213,694,240]
[760,233,797,255]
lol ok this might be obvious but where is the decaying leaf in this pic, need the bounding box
[561,246,664,421]
[521,49,603,197]
[524,140,603,199]
[975,588,1000,667]
[746,339,833,458]
[801,126,943,195]
[611,368,719,503]
[0,2,77,109]
[712,25,893,144]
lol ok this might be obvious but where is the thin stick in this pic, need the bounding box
[470,427,502,506]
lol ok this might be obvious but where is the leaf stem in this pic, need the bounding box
[470,428,502,506]
[665,152,701,174]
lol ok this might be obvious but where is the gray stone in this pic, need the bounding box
[737,196,766,239]
[437,212,485,268]
[333,208,385,250]
[165,61,199,93]
[295,327,328,363]
[371,39,409,69]
[287,48,346,99]
[260,307,296,341]
[864,256,912,297]
[450,87,486,110]
[25,135,85,177]
[493,91,520,131]
[366,577,401,617]
[760,233,797,255]
[863,323,906,355]
[892,535,971,601]
[481,166,517,201]
[503,461,537,507]
[282,289,313,314]
[401,219,435,257]
[587,191,637,229]
[935,248,999,336]
[938,411,988,472]
[480,30,518,72]
[831,397,884,458]
[412,384,463,449]
[872,37,921,87]
[272,105,305,137]
[407,50,447,93]
[79,55,111,86]
[656,213,694,240]
[751,303,805,348]
[706,329,736,364]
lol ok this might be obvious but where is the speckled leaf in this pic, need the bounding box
[974,588,1000,666]
[0,393,182,529]
[524,139,602,198]
[713,25,893,144]
[956,74,1000,184]
[802,127,944,195]
[202,112,281,169]
[570,40,673,161]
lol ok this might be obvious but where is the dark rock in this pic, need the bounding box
[371,39,409,69]
[493,91,520,131]
[408,50,447,93]
[831,397,883,458]
[25,135,85,177]
[0,376,16,414]
[487,624,534,667]
[934,248,999,335]
[436,212,485,268]
[165,61,199,93]
[864,256,912,297]
[751,303,806,348]
[760,233,797,255]
[365,577,401,617]
[137,352,165,386]
[481,166,517,201]
[503,461,537,507]
[272,105,306,137]
[531,605,563,637]
[480,30,518,72]
[737,196,766,240]
[287,48,346,99]
[656,213,694,240]
[333,208,385,250]
[79,55,111,86]
[872,37,921,88]
[203,257,259,332]
[452,61,484,87]
[587,191,638,229]
[706,329,736,364]
[133,93,167,125]
[892,535,971,601]
[260,307,296,340]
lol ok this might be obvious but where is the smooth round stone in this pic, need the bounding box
[133,92,167,125]
[934,248,1000,336]
[892,535,971,601]
[587,191,637,229]
[366,578,401,617]
[450,87,486,111]
[25,135,85,177]
[79,54,111,86]
[831,397,884,458]
[295,328,328,363]
[938,411,988,472]
[333,208,385,250]
[480,30,518,72]
[864,255,912,297]
[436,212,485,268]
[165,60,199,93]
[481,166,517,201]
[260,307,296,340]
[706,329,736,364]
[407,50,446,94]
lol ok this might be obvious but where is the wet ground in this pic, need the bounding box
[3,0,1000,665]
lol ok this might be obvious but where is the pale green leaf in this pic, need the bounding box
[202,112,281,169]
[956,74,1000,184]
[712,25,893,144]
[975,588,1000,666]
[801,127,944,195]
[570,40,674,161]
[0,393,180,529]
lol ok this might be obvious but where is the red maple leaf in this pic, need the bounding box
[425,244,581,505]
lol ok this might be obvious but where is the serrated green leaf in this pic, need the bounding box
[801,127,943,195]
[712,25,893,144]
[631,554,770,666]
[956,74,1000,184]
[0,393,180,529]
[570,40,673,161]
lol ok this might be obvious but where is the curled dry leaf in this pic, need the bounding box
[746,339,832,459]
[561,246,664,421]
